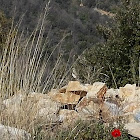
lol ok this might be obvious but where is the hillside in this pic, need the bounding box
[0,0,139,139]
[0,0,119,57]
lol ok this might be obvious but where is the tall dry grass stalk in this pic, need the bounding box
[0,1,73,137]
[0,0,70,99]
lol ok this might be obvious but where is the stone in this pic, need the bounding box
[36,96,61,122]
[134,111,140,122]
[3,92,61,123]
[66,81,87,92]
[50,91,80,104]
[125,123,140,139]
[24,93,61,122]
[119,84,136,99]
[105,88,119,99]
[59,85,67,93]
[75,97,100,119]
[59,109,80,127]
[0,124,31,140]
[101,101,121,122]
[102,101,121,116]
[87,82,107,100]
[122,101,140,114]
[119,113,136,123]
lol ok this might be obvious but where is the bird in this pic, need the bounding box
[72,73,76,79]
[72,68,77,79]
[80,0,84,7]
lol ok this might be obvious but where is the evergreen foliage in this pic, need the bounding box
[76,0,140,87]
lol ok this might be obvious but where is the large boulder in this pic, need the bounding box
[125,123,140,139]
[75,97,100,120]
[3,92,61,123]
[49,91,80,105]
[66,81,87,97]
[0,124,31,140]
[35,97,61,122]
[121,100,140,123]
[105,88,119,99]
[23,92,61,122]
[119,84,136,100]
[66,81,87,92]
[101,101,121,122]
[122,101,140,114]
[87,82,107,100]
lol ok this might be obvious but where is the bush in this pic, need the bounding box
[37,120,138,140]
[75,0,140,88]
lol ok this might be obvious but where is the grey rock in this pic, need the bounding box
[134,111,140,122]
[125,123,140,139]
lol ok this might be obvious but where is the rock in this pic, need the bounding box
[59,109,80,127]
[0,124,31,140]
[134,111,140,122]
[66,81,87,98]
[119,84,136,100]
[48,89,59,99]
[121,100,140,123]
[103,101,121,116]
[125,123,140,139]
[50,91,80,104]
[87,82,107,100]
[75,97,100,119]
[3,92,61,123]
[71,91,87,98]
[85,84,93,92]
[120,113,136,123]
[24,93,61,122]
[66,81,87,92]
[101,101,121,122]
[59,86,67,93]
[122,101,140,114]
[36,96,61,122]
[105,88,119,99]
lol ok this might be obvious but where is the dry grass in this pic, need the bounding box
[0,1,71,139]
[0,1,139,139]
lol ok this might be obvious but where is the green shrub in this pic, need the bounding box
[75,0,140,88]
[34,120,138,140]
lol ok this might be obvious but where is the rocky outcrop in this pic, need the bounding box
[75,97,100,120]
[87,82,107,100]
[3,92,61,123]
[119,84,136,100]
[50,91,80,105]
[1,81,140,138]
